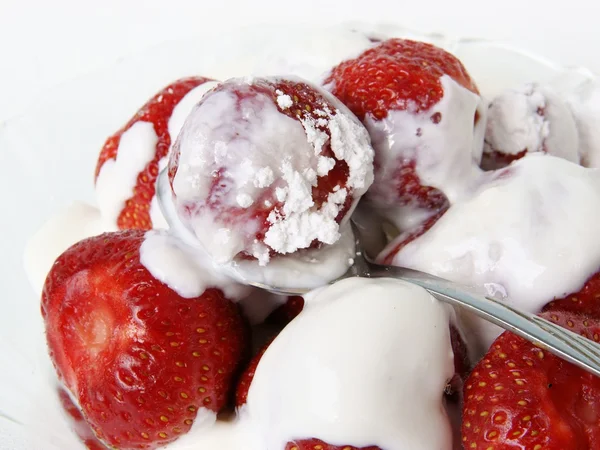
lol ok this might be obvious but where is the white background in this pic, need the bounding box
[1,0,599,123]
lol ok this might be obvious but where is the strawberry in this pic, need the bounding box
[58,387,105,450]
[462,310,600,449]
[264,295,305,326]
[324,39,481,228]
[325,39,478,121]
[168,77,373,264]
[95,77,214,230]
[284,439,380,450]
[42,230,248,449]
[235,341,271,408]
[235,296,305,409]
[542,270,600,318]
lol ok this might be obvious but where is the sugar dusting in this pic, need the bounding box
[484,83,579,163]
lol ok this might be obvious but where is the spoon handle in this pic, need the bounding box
[369,264,600,377]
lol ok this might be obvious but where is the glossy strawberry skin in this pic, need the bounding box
[58,387,106,450]
[96,77,213,230]
[462,310,600,449]
[325,38,478,121]
[285,439,381,450]
[543,270,600,318]
[42,230,248,449]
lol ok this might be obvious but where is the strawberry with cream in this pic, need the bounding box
[325,39,486,231]
[95,77,218,230]
[168,76,374,266]
[238,278,458,450]
[380,154,600,349]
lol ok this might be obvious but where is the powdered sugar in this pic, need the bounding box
[276,90,293,109]
[484,83,579,164]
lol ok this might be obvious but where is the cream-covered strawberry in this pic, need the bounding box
[482,83,580,169]
[168,76,374,265]
[95,77,218,230]
[42,230,249,449]
[238,278,458,450]
[325,39,486,231]
[379,155,600,350]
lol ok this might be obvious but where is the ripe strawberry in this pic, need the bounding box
[284,439,381,450]
[462,310,600,449]
[42,230,248,449]
[264,296,305,326]
[235,341,271,408]
[542,270,600,318]
[325,39,478,121]
[325,39,480,226]
[168,77,372,263]
[95,77,214,230]
[58,388,105,450]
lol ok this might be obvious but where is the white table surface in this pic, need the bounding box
[0,0,599,123]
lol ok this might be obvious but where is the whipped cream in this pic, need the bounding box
[229,223,356,290]
[381,155,600,347]
[568,79,600,167]
[23,202,115,296]
[364,75,486,230]
[168,81,220,143]
[171,77,373,265]
[96,121,159,226]
[243,277,455,450]
[484,83,579,166]
[139,229,251,300]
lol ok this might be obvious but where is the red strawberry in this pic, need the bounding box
[325,39,478,121]
[265,296,305,326]
[42,230,248,449]
[58,388,105,450]
[542,270,600,318]
[284,439,381,450]
[235,341,271,408]
[462,310,600,449]
[377,208,446,265]
[168,77,372,263]
[95,77,214,230]
[325,39,481,227]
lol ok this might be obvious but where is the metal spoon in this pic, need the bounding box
[158,169,600,377]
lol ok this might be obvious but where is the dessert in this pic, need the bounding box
[325,39,486,231]
[20,26,600,450]
[168,77,373,265]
